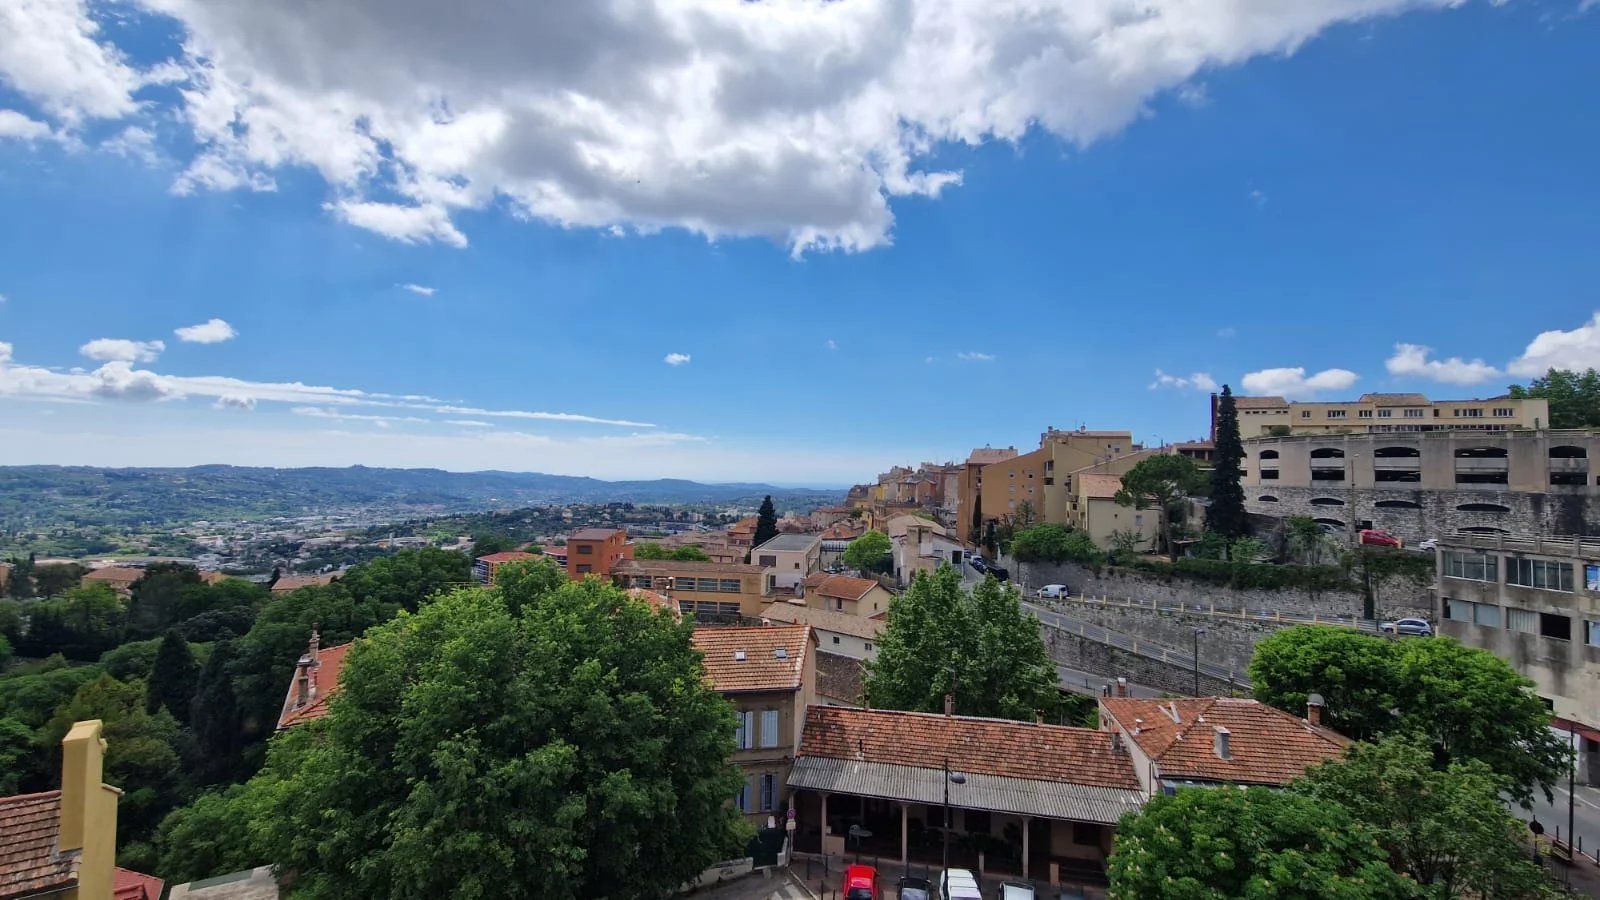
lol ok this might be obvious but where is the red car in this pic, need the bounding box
[843,864,878,900]
[1359,529,1402,548]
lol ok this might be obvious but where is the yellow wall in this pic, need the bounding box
[60,719,118,900]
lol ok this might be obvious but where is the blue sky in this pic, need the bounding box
[1,0,1598,485]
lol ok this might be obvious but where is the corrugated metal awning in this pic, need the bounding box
[788,757,1145,825]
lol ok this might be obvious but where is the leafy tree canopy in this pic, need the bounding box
[1010,524,1102,565]
[866,566,1062,721]
[1108,786,1418,900]
[146,630,198,722]
[633,542,711,562]
[1114,454,1206,561]
[244,582,748,899]
[1295,736,1556,899]
[1508,367,1600,429]
[842,530,892,573]
[0,716,31,794]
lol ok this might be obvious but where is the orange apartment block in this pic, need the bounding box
[566,528,632,579]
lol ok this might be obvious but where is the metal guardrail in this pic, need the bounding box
[1032,592,1384,634]
[1023,601,1250,686]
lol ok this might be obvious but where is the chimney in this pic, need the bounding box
[1213,726,1232,760]
[1035,709,1044,726]
[294,654,313,709]
[309,626,321,665]
[944,693,954,717]
[1306,693,1326,727]
[1114,677,1128,698]
[60,719,118,900]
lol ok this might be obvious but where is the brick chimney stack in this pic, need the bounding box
[1307,693,1326,727]
[944,693,954,717]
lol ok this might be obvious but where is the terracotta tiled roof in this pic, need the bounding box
[691,625,811,694]
[569,528,624,541]
[759,603,885,641]
[1233,396,1289,409]
[799,707,1139,791]
[728,517,759,534]
[271,573,336,593]
[82,566,144,585]
[114,866,166,900]
[477,551,539,564]
[0,791,78,897]
[627,588,682,621]
[819,523,863,541]
[1101,697,1350,786]
[1078,474,1124,500]
[811,575,881,602]
[814,652,865,704]
[966,448,1018,466]
[277,641,354,729]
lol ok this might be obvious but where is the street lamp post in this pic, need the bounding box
[942,757,966,885]
[1193,628,1207,696]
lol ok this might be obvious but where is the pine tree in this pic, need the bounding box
[752,495,779,548]
[190,639,242,784]
[1207,384,1251,541]
[146,630,198,722]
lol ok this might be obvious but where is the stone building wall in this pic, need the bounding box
[1246,486,1598,545]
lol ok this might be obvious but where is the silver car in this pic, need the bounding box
[1382,618,1433,637]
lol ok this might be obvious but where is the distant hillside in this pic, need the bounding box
[0,465,843,528]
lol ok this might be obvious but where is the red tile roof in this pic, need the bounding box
[627,588,682,621]
[1101,697,1350,786]
[569,528,624,542]
[811,575,882,602]
[814,652,865,704]
[271,573,336,593]
[277,641,354,729]
[478,551,539,564]
[690,625,811,694]
[966,448,1018,466]
[759,602,884,641]
[114,866,165,900]
[1234,396,1289,409]
[800,707,1138,791]
[82,566,144,585]
[0,791,78,897]
[1078,473,1124,500]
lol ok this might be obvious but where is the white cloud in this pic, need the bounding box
[825,339,838,351]
[445,419,494,428]
[174,318,237,343]
[1384,343,1499,385]
[1241,366,1359,398]
[956,351,995,362]
[291,406,429,426]
[0,342,12,365]
[1507,312,1600,377]
[0,293,8,305]
[424,405,654,427]
[399,283,436,297]
[101,125,158,163]
[1149,369,1218,392]
[80,338,165,363]
[1217,327,1237,339]
[1249,188,1268,207]
[664,353,691,367]
[0,109,52,141]
[1,0,1462,254]
[213,393,256,410]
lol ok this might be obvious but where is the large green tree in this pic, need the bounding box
[18,583,127,660]
[1207,385,1250,542]
[32,563,83,598]
[1251,627,1568,804]
[0,717,32,794]
[866,566,1061,721]
[189,638,244,785]
[753,495,780,549]
[1114,454,1205,561]
[1295,736,1555,899]
[842,529,892,574]
[249,582,748,899]
[1010,524,1102,566]
[1108,787,1417,900]
[633,542,711,562]
[126,563,203,640]
[146,630,198,722]
[1508,367,1600,428]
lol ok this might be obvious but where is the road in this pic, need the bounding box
[1513,778,1600,858]
[1057,664,1164,698]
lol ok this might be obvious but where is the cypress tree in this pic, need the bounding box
[146,629,198,722]
[1208,384,1251,540]
[190,638,243,784]
[753,495,779,549]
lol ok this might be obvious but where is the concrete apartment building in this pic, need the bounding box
[759,601,885,660]
[1069,473,1159,550]
[566,527,631,579]
[969,429,1157,540]
[1435,534,1600,752]
[611,558,773,621]
[471,550,540,585]
[1221,392,1551,439]
[751,533,822,593]
[1240,429,1600,542]
[690,625,817,824]
[956,446,1019,542]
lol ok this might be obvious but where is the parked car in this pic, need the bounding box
[842,864,878,900]
[988,565,1010,581]
[1382,617,1434,637]
[1036,584,1071,599]
[1415,538,1438,552]
[969,557,988,573]
[939,868,983,900]
[1000,882,1037,900]
[896,875,932,900]
[1359,529,1403,548]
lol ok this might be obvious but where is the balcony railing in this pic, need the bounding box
[1549,457,1590,471]
[1453,457,1510,472]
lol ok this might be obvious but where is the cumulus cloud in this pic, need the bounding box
[1149,369,1218,391]
[80,338,165,363]
[1241,366,1359,398]
[1384,343,1499,385]
[174,318,237,343]
[102,125,158,163]
[399,283,436,296]
[213,393,256,410]
[5,0,1469,254]
[0,109,52,141]
[956,351,995,362]
[664,353,691,366]
[1507,312,1600,377]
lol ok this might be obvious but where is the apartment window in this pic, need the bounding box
[1301,411,1312,419]
[1443,551,1496,582]
[1586,621,1600,648]
[1358,410,1373,419]
[576,564,592,574]
[759,555,777,567]
[836,598,845,611]
[1444,598,1472,623]
[630,575,653,588]
[1310,469,1346,482]
[1134,514,1144,528]
[735,710,754,750]
[735,777,751,813]
[577,545,593,555]
[1494,408,1515,417]
[1541,612,1572,642]
[1506,558,1574,592]
[759,710,780,749]
[1260,469,1280,480]
[1404,409,1424,418]
[1508,607,1538,634]
[1377,409,1392,418]
[1473,603,1501,628]
[832,635,841,645]
[1327,410,1347,419]
[864,642,873,652]
[760,773,778,812]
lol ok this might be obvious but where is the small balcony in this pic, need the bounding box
[1372,458,1421,471]
[1549,457,1589,471]
[1453,457,1509,473]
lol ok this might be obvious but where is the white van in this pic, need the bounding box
[938,868,983,900]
